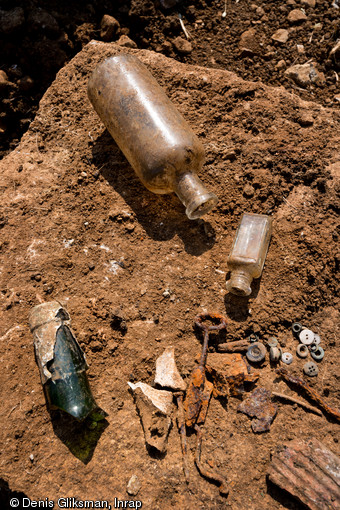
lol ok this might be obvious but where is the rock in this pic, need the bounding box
[287,9,308,23]
[272,29,289,44]
[256,6,265,16]
[172,36,192,55]
[127,475,141,496]
[296,44,305,54]
[330,40,340,70]
[287,0,296,4]
[128,382,173,453]
[117,35,137,48]
[27,9,60,35]
[154,346,186,391]
[284,62,325,87]
[276,59,287,70]
[0,7,25,34]
[100,14,120,42]
[17,76,34,92]
[239,28,259,56]
[243,183,255,198]
[301,0,316,6]
[222,147,237,161]
[268,438,340,510]
[0,70,14,91]
[161,40,172,54]
[297,113,314,127]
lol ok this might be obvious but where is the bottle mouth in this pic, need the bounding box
[226,270,252,297]
[185,192,218,220]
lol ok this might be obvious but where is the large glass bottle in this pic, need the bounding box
[29,301,99,421]
[226,213,272,296]
[87,54,218,220]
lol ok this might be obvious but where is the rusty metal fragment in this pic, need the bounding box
[217,339,250,353]
[205,352,259,398]
[183,313,226,428]
[175,392,190,483]
[182,313,228,495]
[276,368,340,422]
[238,387,277,433]
[195,424,229,496]
[268,438,340,510]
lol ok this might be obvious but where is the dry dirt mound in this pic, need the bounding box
[0,41,339,509]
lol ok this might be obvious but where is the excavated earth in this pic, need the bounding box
[0,41,339,509]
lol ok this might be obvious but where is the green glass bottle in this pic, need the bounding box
[29,301,99,421]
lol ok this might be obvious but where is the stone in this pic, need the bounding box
[276,59,287,70]
[27,9,60,35]
[116,35,137,48]
[172,36,192,55]
[287,9,308,23]
[161,40,172,54]
[100,14,120,41]
[243,183,255,198]
[287,0,296,4]
[301,0,316,6]
[272,29,289,44]
[297,113,314,127]
[239,28,259,56]
[296,44,305,54]
[0,70,13,90]
[0,7,25,34]
[154,346,186,391]
[128,382,173,453]
[256,6,265,16]
[127,475,141,496]
[284,62,325,88]
[330,40,340,70]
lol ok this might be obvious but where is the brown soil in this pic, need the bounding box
[1,0,339,158]
[0,3,340,510]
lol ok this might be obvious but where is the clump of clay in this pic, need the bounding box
[128,382,173,453]
[154,346,186,391]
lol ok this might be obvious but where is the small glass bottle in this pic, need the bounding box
[29,301,99,421]
[87,54,218,219]
[226,213,272,296]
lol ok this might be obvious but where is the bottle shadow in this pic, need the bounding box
[90,131,216,256]
[48,409,109,464]
[224,273,262,322]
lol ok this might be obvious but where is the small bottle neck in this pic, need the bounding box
[173,172,218,220]
[226,269,252,296]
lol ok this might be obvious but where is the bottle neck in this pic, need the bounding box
[226,269,252,296]
[173,172,218,220]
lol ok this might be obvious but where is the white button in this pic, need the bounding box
[299,329,315,345]
[313,334,321,345]
[281,352,293,364]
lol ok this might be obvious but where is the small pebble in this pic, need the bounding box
[172,36,193,54]
[243,184,255,198]
[127,475,141,496]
